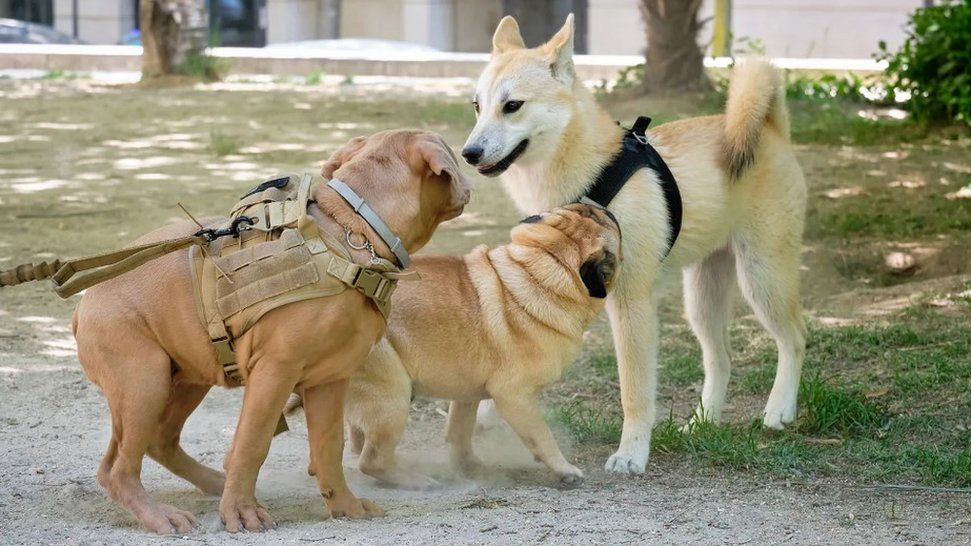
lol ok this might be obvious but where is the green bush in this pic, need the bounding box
[177,51,230,81]
[877,0,971,125]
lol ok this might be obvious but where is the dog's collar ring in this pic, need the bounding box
[344,226,379,264]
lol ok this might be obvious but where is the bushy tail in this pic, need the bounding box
[723,58,789,179]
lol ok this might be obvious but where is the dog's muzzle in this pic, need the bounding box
[477,139,529,176]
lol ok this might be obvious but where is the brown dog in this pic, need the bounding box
[72,130,470,534]
[341,204,620,489]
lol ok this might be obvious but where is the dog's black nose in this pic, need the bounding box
[461,146,484,165]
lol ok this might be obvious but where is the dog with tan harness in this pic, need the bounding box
[2,130,469,534]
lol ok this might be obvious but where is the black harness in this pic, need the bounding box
[581,116,683,258]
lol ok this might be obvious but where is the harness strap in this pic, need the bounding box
[236,173,313,233]
[0,234,207,298]
[326,178,410,269]
[582,116,683,259]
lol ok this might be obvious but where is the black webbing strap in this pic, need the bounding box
[583,116,683,258]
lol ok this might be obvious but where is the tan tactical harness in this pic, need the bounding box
[0,173,402,387]
[188,173,400,385]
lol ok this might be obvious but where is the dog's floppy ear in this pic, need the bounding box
[320,136,368,179]
[579,250,616,299]
[540,13,575,84]
[492,15,526,54]
[416,134,471,214]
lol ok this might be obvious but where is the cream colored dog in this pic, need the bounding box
[339,204,621,489]
[462,15,807,475]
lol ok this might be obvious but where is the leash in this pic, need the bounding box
[0,213,257,298]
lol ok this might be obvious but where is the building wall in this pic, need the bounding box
[452,0,501,52]
[726,0,920,58]
[26,0,926,59]
[587,0,643,55]
[586,0,923,58]
[52,0,134,45]
[340,0,404,41]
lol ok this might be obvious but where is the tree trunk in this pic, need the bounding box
[140,0,206,79]
[140,0,180,78]
[639,0,709,93]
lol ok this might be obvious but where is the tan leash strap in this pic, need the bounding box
[0,235,207,299]
[0,259,64,288]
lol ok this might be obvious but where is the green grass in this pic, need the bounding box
[208,130,240,157]
[552,305,971,486]
[176,52,230,81]
[807,181,971,240]
[797,376,889,436]
[41,69,85,80]
[306,70,325,85]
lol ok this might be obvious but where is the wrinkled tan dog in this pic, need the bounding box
[72,130,469,534]
[340,204,620,489]
[463,15,807,475]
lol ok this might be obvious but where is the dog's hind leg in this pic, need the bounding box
[490,390,583,488]
[604,288,659,475]
[683,245,737,428]
[147,379,225,496]
[446,401,484,475]
[733,228,806,430]
[354,383,438,490]
[348,425,365,456]
[92,346,198,534]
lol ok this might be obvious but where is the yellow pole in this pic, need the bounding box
[712,0,732,57]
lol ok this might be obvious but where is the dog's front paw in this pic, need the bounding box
[556,466,584,489]
[140,503,197,535]
[325,496,385,519]
[219,496,276,533]
[451,453,486,477]
[762,397,798,430]
[604,450,647,475]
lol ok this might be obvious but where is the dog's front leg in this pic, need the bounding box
[304,379,385,519]
[604,288,659,475]
[219,363,298,533]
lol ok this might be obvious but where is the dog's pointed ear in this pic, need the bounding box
[579,249,616,299]
[540,13,575,84]
[320,136,368,179]
[492,15,526,54]
[416,135,471,215]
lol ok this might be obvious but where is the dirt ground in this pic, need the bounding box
[1,77,969,545]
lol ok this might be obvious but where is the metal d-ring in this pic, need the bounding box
[344,228,368,250]
[344,227,378,263]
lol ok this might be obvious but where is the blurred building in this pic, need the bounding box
[0,0,928,59]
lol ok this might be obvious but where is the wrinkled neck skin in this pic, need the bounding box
[501,83,624,216]
[488,241,603,338]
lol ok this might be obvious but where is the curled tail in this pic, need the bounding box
[723,58,789,179]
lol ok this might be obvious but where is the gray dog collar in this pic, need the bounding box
[326,178,410,268]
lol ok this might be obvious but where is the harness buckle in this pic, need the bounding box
[195,216,256,243]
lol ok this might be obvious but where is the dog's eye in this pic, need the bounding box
[472,100,480,115]
[503,100,524,114]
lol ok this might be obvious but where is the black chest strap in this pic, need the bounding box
[582,116,682,258]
